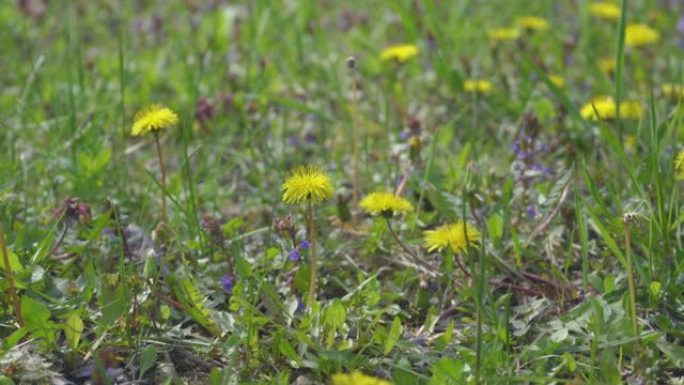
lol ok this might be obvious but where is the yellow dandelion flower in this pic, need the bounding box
[131,104,179,137]
[379,44,419,63]
[487,27,521,42]
[464,79,493,94]
[620,100,645,119]
[580,96,643,121]
[589,2,621,21]
[516,16,550,31]
[331,371,392,385]
[675,150,684,180]
[549,75,565,88]
[598,57,616,74]
[423,221,481,254]
[625,24,660,48]
[580,96,616,120]
[661,83,684,99]
[360,191,414,217]
[281,165,334,205]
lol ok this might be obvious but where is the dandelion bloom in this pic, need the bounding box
[675,150,684,180]
[360,191,414,217]
[464,79,493,94]
[379,44,418,63]
[580,96,643,121]
[598,57,616,74]
[131,104,179,136]
[661,83,684,99]
[580,96,616,120]
[589,2,621,21]
[487,27,521,42]
[620,101,645,119]
[423,221,481,253]
[516,16,549,31]
[331,371,392,385]
[625,24,660,48]
[281,165,334,205]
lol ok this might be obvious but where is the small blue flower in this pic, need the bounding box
[288,248,301,261]
[299,240,310,249]
[220,275,234,294]
[295,297,305,313]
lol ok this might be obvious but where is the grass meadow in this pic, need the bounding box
[2,0,684,384]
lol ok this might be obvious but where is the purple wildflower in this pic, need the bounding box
[295,297,305,313]
[288,248,300,261]
[564,53,574,67]
[288,135,301,147]
[288,240,310,261]
[304,132,316,144]
[677,14,684,34]
[220,275,234,295]
[195,97,215,122]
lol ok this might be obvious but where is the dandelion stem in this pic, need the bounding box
[453,253,471,280]
[386,218,436,273]
[306,199,317,308]
[154,131,167,222]
[474,239,485,385]
[385,218,417,260]
[0,223,22,326]
[624,219,640,364]
[350,61,361,227]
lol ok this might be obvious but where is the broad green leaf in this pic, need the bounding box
[604,275,616,293]
[486,213,503,243]
[234,255,252,278]
[436,321,454,351]
[384,316,403,355]
[430,358,465,383]
[21,296,57,345]
[562,352,577,372]
[657,340,684,368]
[294,264,310,296]
[210,367,228,385]
[139,344,157,378]
[322,299,346,347]
[100,287,128,326]
[0,248,24,273]
[77,148,112,177]
[21,296,50,329]
[277,335,301,365]
[3,327,29,350]
[169,276,220,335]
[64,312,84,350]
[221,217,244,237]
